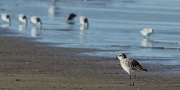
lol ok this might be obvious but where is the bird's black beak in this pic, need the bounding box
[115,57,118,59]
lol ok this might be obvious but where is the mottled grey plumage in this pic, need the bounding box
[123,57,147,72]
[116,53,147,86]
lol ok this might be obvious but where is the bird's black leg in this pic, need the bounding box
[129,75,131,80]
[129,75,134,86]
[129,73,136,86]
[131,73,136,86]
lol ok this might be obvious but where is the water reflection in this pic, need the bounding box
[31,27,41,37]
[19,24,27,33]
[80,25,89,30]
[48,3,59,19]
[48,6,55,19]
[79,31,84,43]
[1,23,10,28]
[51,0,57,5]
[140,38,153,47]
[79,30,88,43]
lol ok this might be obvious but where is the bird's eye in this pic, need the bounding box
[119,55,121,57]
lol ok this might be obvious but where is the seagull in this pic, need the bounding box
[30,16,42,27]
[18,14,27,24]
[66,13,77,24]
[115,53,147,86]
[1,13,11,23]
[79,16,88,26]
[140,28,154,38]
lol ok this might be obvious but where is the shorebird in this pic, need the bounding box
[30,16,42,27]
[115,53,147,86]
[79,16,88,26]
[66,13,77,24]
[140,28,154,38]
[1,13,11,23]
[18,14,27,24]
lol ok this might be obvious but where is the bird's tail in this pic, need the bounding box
[142,68,148,72]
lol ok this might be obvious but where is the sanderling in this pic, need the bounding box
[18,14,27,24]
[1,13,11,23]
[115,53,147,86]
[79,16,88,26]
[140,28,154,38]
[30,16,42,27]
[66,13,77,24]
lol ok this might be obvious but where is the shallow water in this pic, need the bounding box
[1,0,180,65]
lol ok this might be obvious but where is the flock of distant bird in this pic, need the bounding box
[1,13,89,29]
[1,13,42,26]
[1,13,153,38]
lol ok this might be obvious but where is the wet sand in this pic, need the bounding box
[0,28,180,90]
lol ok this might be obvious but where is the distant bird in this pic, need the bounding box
[18,14,27,24]
[115,53,147,86]
[30,16,42,26]
[1,13,11,23]
[79,16,88,26]
[140,28,154,38]
[66,13,77,24]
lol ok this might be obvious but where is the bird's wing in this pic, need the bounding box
[126,58,145,71]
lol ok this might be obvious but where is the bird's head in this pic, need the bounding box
[115,53,127,60]
[37,18,42,25]
[150,28,154,34]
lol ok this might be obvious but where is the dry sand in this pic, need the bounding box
[0,28,180,90]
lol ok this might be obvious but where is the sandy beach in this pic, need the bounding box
[0,28,179,90]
